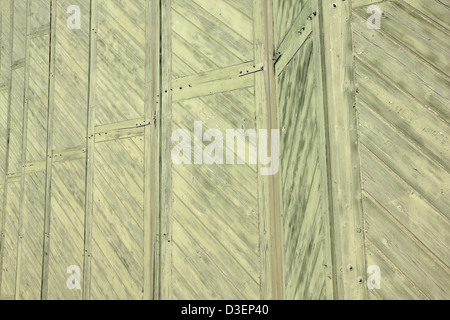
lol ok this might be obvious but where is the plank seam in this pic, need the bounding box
[82,0,98,300]
[40,0,57,300]
[355,54,450,127]
[352,9,450,82]
[158,0,173,300]
[365,238,429,300]
[359,141,449,223]
[397,0,450,34]
[311,0,335,300]
[363,190,450,272]
[143,0,160,301]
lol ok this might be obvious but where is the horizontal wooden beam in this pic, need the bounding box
[1,117,149,183]
[173,75,254,102]
[172,61,263,88]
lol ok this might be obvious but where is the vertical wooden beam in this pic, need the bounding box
[40,0,57,300]
[144,0,160,301]
[0,0,14,295]
[14,0,31,300]
[158,0,172,300]
[311,0,336,300]
[254,0,283,300]
[318,0,367,300]
[82,0,98,301]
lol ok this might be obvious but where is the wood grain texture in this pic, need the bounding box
[143,0,160,301]
[320,0,367,300]
[0,0,14,296]
[82,0,97,300]
[253,0,284,300]
[1,0,448,301]
[40,0,56,300]
[353,0,450,300]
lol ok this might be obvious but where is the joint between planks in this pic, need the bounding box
[40,0,57,300]
[254,0,284,300]
[143,0,161,301]
[319,0,368,300]
[158,0,173,300]
[82,0,98,301]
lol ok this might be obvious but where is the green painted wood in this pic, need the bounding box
[0,0,448,301]
[364,193,450,299]
[47,159,85,300]
[353,0,450,301]
[17,172,45,300]
[0,0,13,296]
[320,0,367,300]
[274,0,335,300]
[272,0,307,50]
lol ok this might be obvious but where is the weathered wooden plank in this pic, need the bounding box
[82,0,98,300]
[143,0,160,300]
[172,0,253,63]
[287,166,322,300]
[275,3,312,75]
[47,160,85,300]
[358,102,450,219]
[401,0,450,31]
[14,0,31,300]
[11,58,24,69]
[12,0,25,61]
[0,0,14,295]
[351,0,383,9]
[95,127,145,143]
[51,146,86,163]
[0,181,20,296]
[360,144,450,268]
[40,0,57,300]
[355,62,450,171]
[26,34,50,163]
[173,164,259,273]
[365,240,428,300]
[311,0,334,300]
[17,172,45,300]
[254,0,282,300]
[192,0,253,42]
[273,0,306,50]
[52,0,89,151]
[29,24,50,39]
[277,36,327,300]
[95,1,145,125]
[158,0,173,300]
[364,193,450,299]
[172,62,262,89]
[172,75,254,102]
[354,1,450,75]
[353,13,450,123]
[90,139,145,300]
[170,87,261,300]
[172,185,258,299]
[320,0,367,300]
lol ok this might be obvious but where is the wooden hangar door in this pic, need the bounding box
[156,0,283,300]
[0,0,283,300]
[0,0,159,300]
